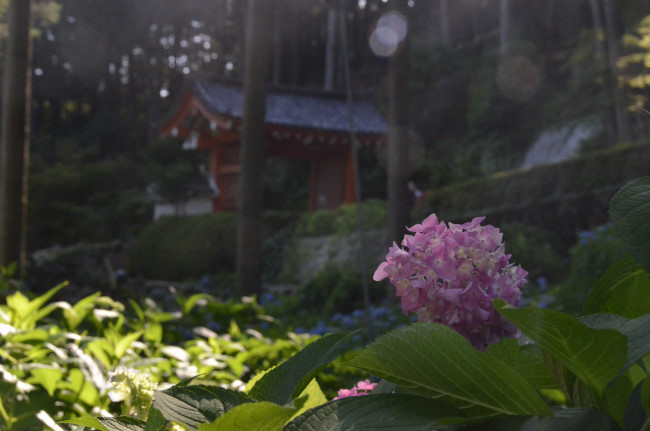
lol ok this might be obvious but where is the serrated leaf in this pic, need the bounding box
[284,393,460,431]
[143,407,166,431]
[486,339,557,390]
[609,176,650,273]
[98,416,146,431]
[199,401,297,431]
[350,323,551,417]
[582,255,650,318]
[496,301,627,398]
[60,416,110,431]
[248,332,352,405]
[579,313,650,374]
[153,384,254,430]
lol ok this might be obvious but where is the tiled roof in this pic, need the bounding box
[191,81,387,135]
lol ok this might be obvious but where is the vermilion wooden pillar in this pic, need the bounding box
[343,144,357,205]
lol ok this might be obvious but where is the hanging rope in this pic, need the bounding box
[338,1,373,340]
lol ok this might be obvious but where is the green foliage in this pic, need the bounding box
[292,266,382,316]
[554,225,625,315]
[28,159,152,250]
[500,223,568,285]
[146,138,207,205]
[73,176,650,431]
[128,213,237,281]
[418,142,650,244]
[609,177,650,273]
[620,14,650,114]
[294,199,386,238]
[582,255,650,318]
[0,282,320,430]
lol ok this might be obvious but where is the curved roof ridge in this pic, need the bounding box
[190,80,387,135]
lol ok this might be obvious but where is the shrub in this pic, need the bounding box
[417,142,650,242]
[294,199,387,238]
[501,224,567,282]
[553,224,625,314]
[293,266,383,317]
[128,213,237,281]
[28,159,152,250]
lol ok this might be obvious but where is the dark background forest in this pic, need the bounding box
[2,0,650,286]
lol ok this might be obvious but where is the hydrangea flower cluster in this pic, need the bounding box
[333,379,377,400]
[107,367,157,418]
[374,214,526,351]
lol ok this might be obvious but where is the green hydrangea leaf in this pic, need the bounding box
[350,323,551,417]
[143,407,166,431]
[199,401,297,431]
[153,384,253,430]
[28,367,64,396]
[609,176,650,273]
[496,302,627,398]
[486,338,557,390]
[290,378,328,421]
[247,331,352,405]
[582,255,650,318]
[624,381,649,431]
[284,394,461,431]
[472,407,613,431]
[60,416,110,431]
[579,313,650,374]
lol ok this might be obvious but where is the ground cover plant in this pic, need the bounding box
[0,284,329,430]
[62,177,650,430]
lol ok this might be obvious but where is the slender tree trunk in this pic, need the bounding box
[499,0,510,55]
[289,7,299,86]
[588,0,607,55]
[0,0,33,273]
[272,0,282,85]
[236,0,272,296]
[386,0,411,302]
[439,0,451,48]
[601,0,634,143]
[588,0,617,144]
[324,8,337,90]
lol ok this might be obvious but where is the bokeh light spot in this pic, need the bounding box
[369,11,408,58]
[496,56,541,102]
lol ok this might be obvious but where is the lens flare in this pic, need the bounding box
[369,11,408,57]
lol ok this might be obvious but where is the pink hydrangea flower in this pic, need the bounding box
[374,214,526,351]
[333,379,377,400]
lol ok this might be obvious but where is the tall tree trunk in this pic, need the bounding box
[386,0,411,302]
[324,8,337,90]
[588,0,607,56]
[0,0,33,273]
[588,0,617,144]
[439,0,451,48]
[601,0,634,143]
[272,0,283,85]
[499,0,510,55]
[236,0,272,296]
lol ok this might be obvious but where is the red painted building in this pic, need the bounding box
[160,80,386,211]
